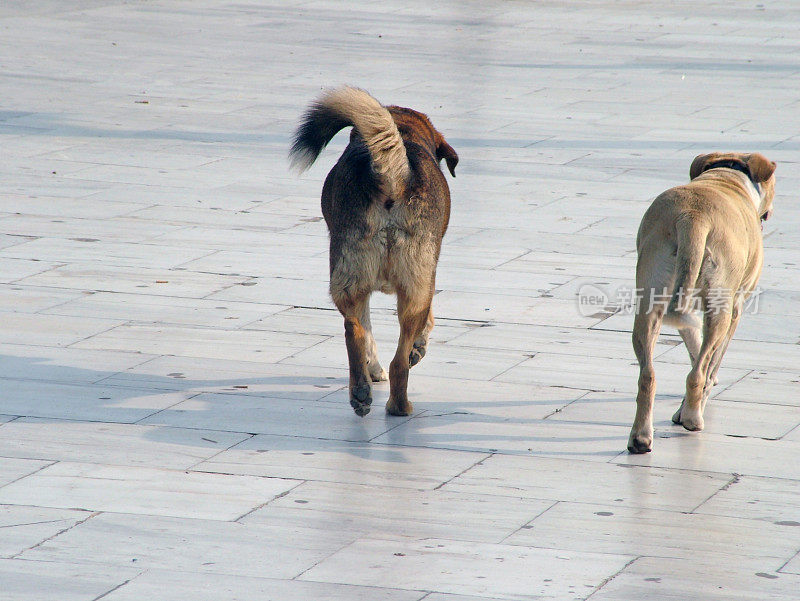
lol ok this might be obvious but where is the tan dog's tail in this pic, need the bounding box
[663,218,708,329]
[289,86,410,198]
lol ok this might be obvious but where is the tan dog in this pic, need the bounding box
[290,86,458,417]
[628,152,777,453]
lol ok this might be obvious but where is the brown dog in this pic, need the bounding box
[628,152,777,453]
[290,86,458,417]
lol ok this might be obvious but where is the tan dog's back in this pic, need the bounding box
[628,153,776,454]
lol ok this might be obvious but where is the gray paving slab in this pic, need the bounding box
[588,556,800,601]
[0,379,195,422]
[504,501,800,561]
[1,1,798,600]
[299,537,634,599]
[0,505,89,558]
[0,419,251,469]
[244,479,554,543]
[20,511,355,580]
[194,435,486,490]
[439,453,731,512]
[0,461,298,520]
[99,570,422,601]
[0,558,140,601]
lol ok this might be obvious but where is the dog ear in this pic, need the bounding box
[689,153,714,180]
[746,153,777,182]
[435,135,458,177]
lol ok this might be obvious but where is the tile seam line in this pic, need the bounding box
[91,353,169,385]
[291,535,361,582]
[541,389,593,419]
[67,321,137,349]
[32,291,100,315]
[433,451,494,491]
[488,354,536,382]
[275,333,337,365]
[185,432,258,472]
[9,510,101,559]
[100,377,345,398]
[778,421,800,441]
[367,411,428,443]
[584,556,641,600]
[92,575,141,601]
[0,283,262,303]
[776,549,800,574]
[7,262,68,285]
[490,247,535,270]
[497,499,560,544]
[233,479,307,523]
[0,517,78,530]
[131,390,206,425]
[689,472,740,514]
[0,459,58,491]
[165,247,221,271]
[709,367,754,399]
[199,275,259,300]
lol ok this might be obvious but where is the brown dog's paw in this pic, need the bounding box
[368,363,388,382]
[409,342,426,368]
[385,397,413,416]
[350,383,372,417]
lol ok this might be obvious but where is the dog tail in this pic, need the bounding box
[663,218,708,329]
[289,86,411,198]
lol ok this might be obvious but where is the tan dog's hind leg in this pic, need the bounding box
[679,309,732,431]
[704,299,743,410]
[671,325,702,424]
[409,306,434,368]
[386,291,431,416]
[360,296,388,382]
[628,308,663,453]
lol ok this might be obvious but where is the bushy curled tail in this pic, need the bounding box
[289,86,411,198]
[663,218,708,329]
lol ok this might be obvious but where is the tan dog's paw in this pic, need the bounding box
[680,414,704,432]
[671,402,684,425]
[386,397,413,416]
[627,427,653,454]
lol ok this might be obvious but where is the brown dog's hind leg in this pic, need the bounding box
[386,291,431,416]
[409,306,434,368]
[335,294,373,417]
[359,296,388,382]
[628,309,663,454]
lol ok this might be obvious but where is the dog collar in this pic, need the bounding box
[703,160,760,194]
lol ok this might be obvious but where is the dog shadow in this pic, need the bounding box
[0,352,647,462]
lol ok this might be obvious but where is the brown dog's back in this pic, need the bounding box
[289,86,458,417]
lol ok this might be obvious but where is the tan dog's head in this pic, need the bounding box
[388,106,458,177]
[690,152,777,221]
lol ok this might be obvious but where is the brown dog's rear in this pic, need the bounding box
[290,86,458,417]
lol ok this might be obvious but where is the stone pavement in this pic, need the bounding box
[1,1,799,599]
